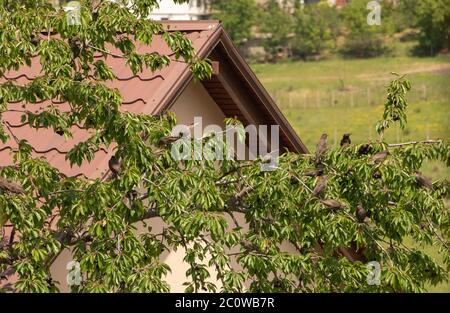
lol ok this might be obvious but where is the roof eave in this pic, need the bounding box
[214,29,309,154]
[156,23,309,155]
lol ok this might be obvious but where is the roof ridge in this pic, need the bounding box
[160,20,221,32]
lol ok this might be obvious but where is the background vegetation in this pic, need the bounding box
[214,0,450,60]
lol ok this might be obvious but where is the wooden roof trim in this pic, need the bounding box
[157,23,308,154]
[214,30,309,154]
[156,23,223,115]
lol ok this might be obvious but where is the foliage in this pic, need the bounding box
[388,0,418,33]
[413,0,450,56]
[211,0,257,47]
[376,73,411,138]
[258,0,294,59]
[340,0,389,58]
[0,0,449,293]
[291,2,340,59]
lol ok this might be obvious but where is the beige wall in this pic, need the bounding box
[169,80,226,128]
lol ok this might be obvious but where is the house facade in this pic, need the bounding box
[149,0,210,21]
[149,0,295,21]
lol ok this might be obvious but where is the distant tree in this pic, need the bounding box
[211,0,257,47]
[414,0,450,55]
[291,2,340,59]
[259,0,294,60]
[340,0,389,58]
[389,0,418,33]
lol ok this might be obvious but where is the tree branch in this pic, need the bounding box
[387,140,443,148]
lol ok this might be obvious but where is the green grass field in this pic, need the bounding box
[252,55,450,292]
[252,55,450,178]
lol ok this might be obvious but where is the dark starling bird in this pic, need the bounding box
[414,171,433,190]
[127,189,138,200]
[315,134,328,161]
[369,150,389,164]
[312,175,328,197]
[340,133,351,147]
[358,143,373,155]
[55,128,64,136]
[304,168,324,178]
[108,155,122,177]
[290,176,299,185]
[356,203,367,223]
[320,199,345,210]
[314,161,325,173]
[372,170,382,179]
[126,189,139,208]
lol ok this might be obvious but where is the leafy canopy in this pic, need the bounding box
[0,0,449,293]
[211,0,257,47]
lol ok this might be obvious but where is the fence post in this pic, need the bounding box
[334,128,338,146]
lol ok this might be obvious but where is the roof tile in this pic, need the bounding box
[0,22,220,178]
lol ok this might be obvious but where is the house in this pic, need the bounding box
[53,0,211,21]
[326,0,349,7]
[149,0,292,21]
[0,20,307,292]
[149,0,210,20]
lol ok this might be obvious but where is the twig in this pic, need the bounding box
[387,140,442,148]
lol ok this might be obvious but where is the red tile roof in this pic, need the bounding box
[0,21,222,179]
[1,20,307,180]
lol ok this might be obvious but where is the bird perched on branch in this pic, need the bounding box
[340,133,351,147]
[315,134,328,157]
[414,171,433,190]
[304,168,324,178]
[356,203,367,223]
[358,143,373,155]
[125,189,139,208]
[320,199,345,210]
[108,155,122,177]
[158,122,198,146]
[369,150,389,164]
[315,134,328,162]
[312,175,328,197]
[0,177,24,194]
[158,134,183,146]
[372,170,382,179]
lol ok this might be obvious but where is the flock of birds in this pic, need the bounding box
[307,132,434,221]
